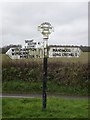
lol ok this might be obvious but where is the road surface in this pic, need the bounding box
[0,93,89,99]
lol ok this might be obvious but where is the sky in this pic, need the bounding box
[0,1,88,47]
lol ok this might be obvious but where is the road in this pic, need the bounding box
[0,93,89,99]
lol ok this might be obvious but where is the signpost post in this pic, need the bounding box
[38,22,54,110]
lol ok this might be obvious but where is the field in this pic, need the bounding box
[2,97,88,118]
[1,51,89,63]
[2,52,89,95]
[1,53,89,119]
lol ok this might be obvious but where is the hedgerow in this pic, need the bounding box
[2,59,89,88]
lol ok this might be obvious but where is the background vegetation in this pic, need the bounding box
[1,44,22,54]
[2,53,89,95]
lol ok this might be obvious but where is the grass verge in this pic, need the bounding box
[2,97,88,118]
[2,81,88,96]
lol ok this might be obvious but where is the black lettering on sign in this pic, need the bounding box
[69,53,74,56]
[62,53,69,56]
[53,48,71,52]
[75,53,77,56]
[53,53,61,56]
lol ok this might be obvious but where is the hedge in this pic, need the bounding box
[2,59,89,89]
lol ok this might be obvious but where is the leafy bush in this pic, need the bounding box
[2,59,89,89]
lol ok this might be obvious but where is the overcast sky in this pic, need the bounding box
[0,2,88,47]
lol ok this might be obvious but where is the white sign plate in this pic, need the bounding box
[49,47,81,58]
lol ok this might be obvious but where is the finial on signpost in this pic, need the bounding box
[38,22,54,39]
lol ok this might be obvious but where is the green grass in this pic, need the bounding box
[2,97,88,118]
[2,54,12,62]
[0,98,2,119]
[2,81,88,96]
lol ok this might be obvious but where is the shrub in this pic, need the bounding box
[2,59,89,88]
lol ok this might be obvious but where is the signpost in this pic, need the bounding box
[38,22,54,109]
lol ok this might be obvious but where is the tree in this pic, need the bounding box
[2,44,22,54]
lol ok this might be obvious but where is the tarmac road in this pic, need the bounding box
[0,93,89,99]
